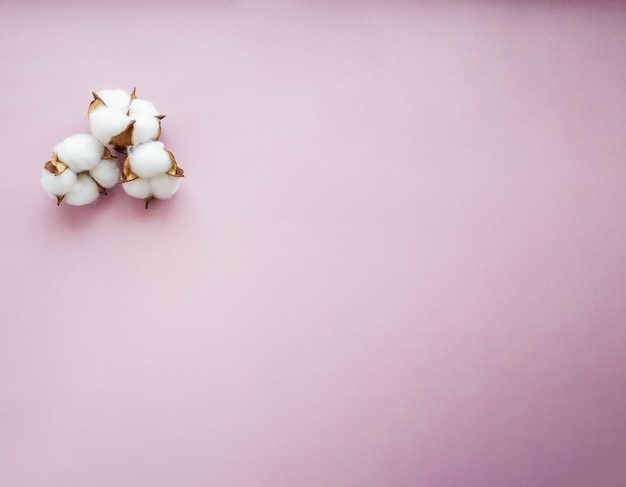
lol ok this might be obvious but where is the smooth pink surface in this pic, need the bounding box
[1,1,626,486]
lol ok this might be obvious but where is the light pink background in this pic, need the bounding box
[1,1,626,485]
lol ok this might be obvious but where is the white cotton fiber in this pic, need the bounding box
[96,89,131,113]
[63,173,100,206]
[90,158,120,189]
[128,141,172,178]
[89,107,133,146]
[150,173,181,199]
[122,177,152,199]
[131,113,161,145]
[129,98,159,117]
[54,134,104,172]
[41,167,77,197]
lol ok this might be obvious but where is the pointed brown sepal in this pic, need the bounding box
[44,152,68,176]
[144,195,155,209]
[109,120,136,147]
[165,150,185,177]
[101,147,117,160]
[121,157,138,183]
[154,115,166,140]
[88,91,106,116]
[130,87,137,100]
[56,194,64,206]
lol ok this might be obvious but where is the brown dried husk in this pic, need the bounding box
[101,147,117,160]
[155,115,166,140]
[43,152,68,176]
[88,92,106,116]
[121,156,138,183]
[109,120,135,147]
[165,150,184,177]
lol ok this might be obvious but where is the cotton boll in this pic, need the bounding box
[150,173,182,199]
[122,177,152,199]
[128,141,172,179]
[90,158,120,189]
[131,113,161,146]
[121,146,184,208]
[129,98,159,117]
[63,173,100,206]
[41,167,77,198]
[54,134,104,172]
[96,89,131,113]
[89,107,133,146]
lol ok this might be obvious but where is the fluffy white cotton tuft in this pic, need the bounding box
[90,158,120,189]
[129,98,159,117]
[122,177,152,199]
[96,89,131,113]
[131,113,161,146]
[54,134,104,172]
[150,173,181,199]
[89,107,132,146]
[63,173,100,206]
[128,141,172,178]
[41,168,77,197]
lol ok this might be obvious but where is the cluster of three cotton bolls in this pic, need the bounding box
[40,88,184,209]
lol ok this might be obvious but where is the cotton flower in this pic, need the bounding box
[88,88,166,148]
[121,141,184,208]
[41,135,120,206]
[88,89,135,147]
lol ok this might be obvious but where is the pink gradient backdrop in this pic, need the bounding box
[1,1,625,485]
